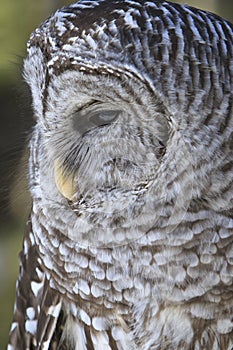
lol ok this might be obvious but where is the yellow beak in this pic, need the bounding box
[54,159,76,201]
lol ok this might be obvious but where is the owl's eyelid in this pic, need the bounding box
[83,101,120,114]
[72,101,121,134]
[75,100,101,114]
[75,101,122,120]
[89,109,121,125]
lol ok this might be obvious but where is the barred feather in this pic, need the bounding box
[9,1,233,349]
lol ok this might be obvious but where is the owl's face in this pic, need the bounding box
[24,1,197,247]
[42,69,169,204]
[27,67,174,244]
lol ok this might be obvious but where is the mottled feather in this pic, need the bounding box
[8,1,233,349]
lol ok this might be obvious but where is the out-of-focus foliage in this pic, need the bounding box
[0,0,71,82]
[174,0,233,22]
[1,0,232,349]
[217,1,233,22]
[174,0,216,12]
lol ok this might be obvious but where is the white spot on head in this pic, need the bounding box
[54,11,69,36]
[85,34,98,51]
[124,11,138,28]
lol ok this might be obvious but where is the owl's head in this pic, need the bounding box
[24,0,233,246]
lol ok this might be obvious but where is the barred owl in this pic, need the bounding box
[8,1,233,349]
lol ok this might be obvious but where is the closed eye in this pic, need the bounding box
[89,109,120,126]
[72,102,121,136]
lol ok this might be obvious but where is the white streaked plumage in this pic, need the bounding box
[8,0,233,349]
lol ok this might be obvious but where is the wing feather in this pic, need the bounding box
[7,218,64,350]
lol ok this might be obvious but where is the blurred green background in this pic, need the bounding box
[0,0,232,348]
